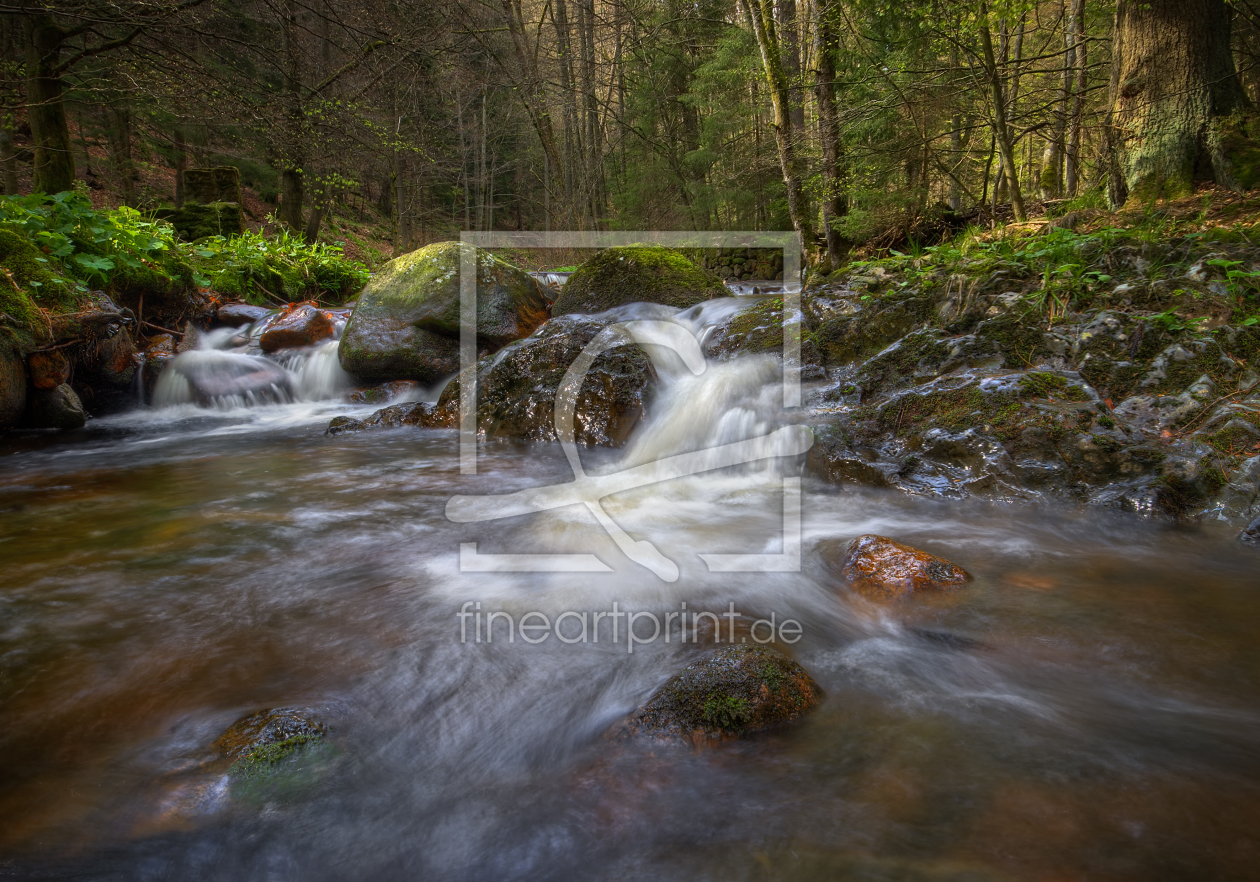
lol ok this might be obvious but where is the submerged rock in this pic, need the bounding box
[326,403,432,436]
[552,245,726,316]
[823,534,969,601]
[260,303,335,352]
[611,644,822,745]
[338,241,549,383]
[1241,515,1260,547]
[157,349,292,405]
[345,379,421,405]
[216,707,328,776]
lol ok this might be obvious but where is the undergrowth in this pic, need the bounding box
[0,189,369,329]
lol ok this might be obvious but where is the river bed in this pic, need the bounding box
[1,323,1259,880]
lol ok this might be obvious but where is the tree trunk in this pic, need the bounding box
[979,4,1026,221]
[777,0,805,132]
[740,0,815,258]
[813,0,846,267]
[1065,0,1087,197]
[1108,0,1254,204]
[23,15,75,194]
[501,0,566,215]
[0,124,18,196]
[173,128,188,207]
[277,0,305,231]
[1040,0,1073,199]
[106,105,135,206]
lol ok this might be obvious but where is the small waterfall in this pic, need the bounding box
[153,309,350,409]
[283,339,352,401]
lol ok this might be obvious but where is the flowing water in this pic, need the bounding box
[1,299,1259,881]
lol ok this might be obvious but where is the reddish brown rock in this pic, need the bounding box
[825,534,969,601]
[27,349,69,390]
[609,644,823,746]
[259,304,334,353]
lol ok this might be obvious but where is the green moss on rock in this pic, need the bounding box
[612,644,823,745]
[552,245,726,316]
[0,228,60,336]
[339,241,549,383]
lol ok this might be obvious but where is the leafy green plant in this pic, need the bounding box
[1148,310,1207,333]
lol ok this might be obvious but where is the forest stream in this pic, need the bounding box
[2,299,1259,881]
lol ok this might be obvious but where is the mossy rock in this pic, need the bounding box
[338,241,549,384]
[106,250,197,315]
[611,644,822,745]
[216,707,328,779]
[552,245,726,316]
[154,201,245,241]
[0,227,60,339]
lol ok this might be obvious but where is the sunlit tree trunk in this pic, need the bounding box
[1107,0,1253,205]
[812,0,846,266]
[1064,0,1087,197]
[740,0,815,258]
[979,3,1025,220]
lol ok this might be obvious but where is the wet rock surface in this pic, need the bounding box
[259,303,335,353]
[338,241,549,383]
[326,402,433,435]
[798,274,1260,523]
[822,534,969,601]
[27,349,70,389]
[611,644,823,745]
[215,707,328,771]
[553,245,726,316]
[338,314,658,446]
[216,301,272,327]
[160,349,292,405]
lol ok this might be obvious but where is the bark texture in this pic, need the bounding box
[1108,0,1255,204]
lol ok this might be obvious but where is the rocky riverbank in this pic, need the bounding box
[329,222,1260,543]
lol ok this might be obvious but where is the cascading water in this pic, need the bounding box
[153,313,352,409]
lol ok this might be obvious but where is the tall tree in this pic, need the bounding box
[1107,0,1255,204]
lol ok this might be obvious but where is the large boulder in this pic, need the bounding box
[552,245,726,316]
[338,242,550,384]
[611,644,823,745]
[426,314,657,446]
